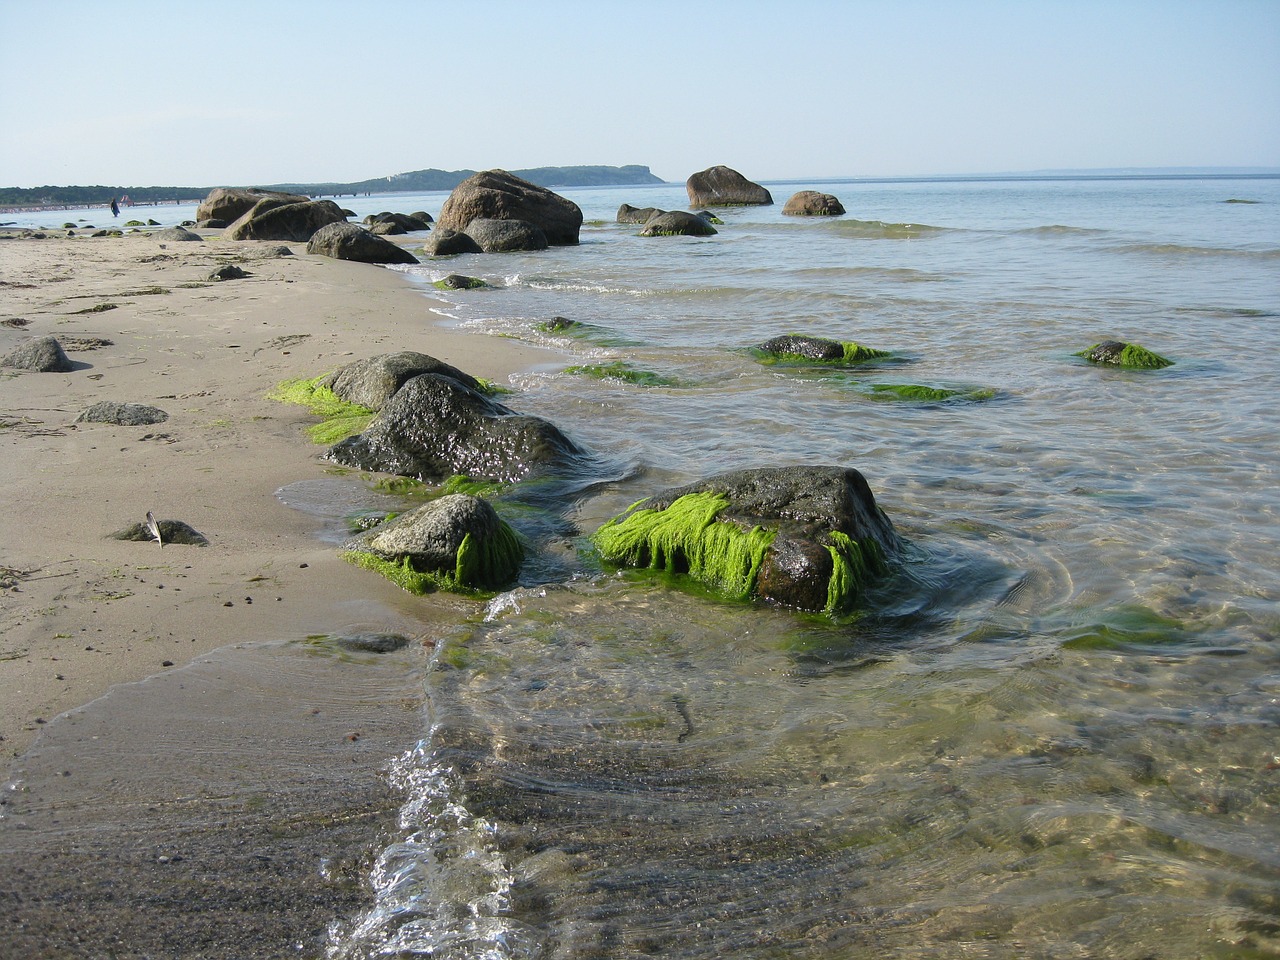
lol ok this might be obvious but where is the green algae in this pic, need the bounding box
[1078,341,1174,370]
[593,492,776,601]
[864,383,997,403]
[825,531,889,612]
[1060,604,1193,651]
[752,340,892,366]
[268,374,374,444]
[563,361,684,387]
[342,520,523,596]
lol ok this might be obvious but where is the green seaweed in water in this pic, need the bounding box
[592,492,776,602]
[268,375,374,444]
[564,360,684,387]
[753,340,892,366]
[824,531,889,613]
[342,522,523,595]
[865,383,997,403]
[1077,342,1174,370]
[1059,604,1193,651]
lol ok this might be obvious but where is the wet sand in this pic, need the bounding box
[0,228,553,957]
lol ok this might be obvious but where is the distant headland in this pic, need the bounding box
[0,164,667,211]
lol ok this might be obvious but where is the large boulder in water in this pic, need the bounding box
[344,494,523,592]
[2,335,73,372]
[327,373,586,483]
[617,203,663,224]
[435,170,583,245]
[686,165,773,207]
[639,211,718,237]
[782,191,845,216]
[306,222,419,264]
[224,198,347,242]
[592,466,901,613]
[321,351,482,411]
[464,217,549,253]
[196,187,309,224]
[420,228,484,256]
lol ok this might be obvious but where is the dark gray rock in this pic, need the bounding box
[195,219,227,229]
[327,373,586,484]
[305,222,419,265]
[224,199,347,242]
[2,335,73,372]
[617,203,664,224]
[464,217,549,252]
[436,170,583,245]
[321,351,481,411]
[363,212,432,233]
[110,518,209,546]
[333,632,412,654]
[208,264,249,281]
[639,211,718,237]
[196,187,309,224]
[782,191,846,216]
[148,226,202,242]
[757,335,844,361]
[421,228,483,257]
[686,165,773,207]
[77,401,169,425]
[593,466,901,612]
[409,211,434,224]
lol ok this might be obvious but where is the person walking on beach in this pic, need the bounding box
[110,197,119,217]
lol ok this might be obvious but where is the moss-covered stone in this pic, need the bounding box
[754,334,892,366]
[433,274,489,290]
[1077,340,1173,370]
[563,361,683,387]
[864,383,997,403]
[268,375,375,443]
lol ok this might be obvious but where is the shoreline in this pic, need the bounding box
[0,229,557,955]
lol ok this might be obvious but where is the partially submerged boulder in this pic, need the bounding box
[343,493,523,593]
[421,228,483,256]
[327,373,586,483]
[756,334,890,364]
[639,211,718,237]
[306,221,419,264]
[224,198,347,242]
[196,187,309,224]
[782,191,846,216]
[363,212,433,233]
[592,466,901,613]
[2,335,73,372]
[76,401,169,425]
[464,217,549,252]
[321,351,482,411]
[617,203,663,224]
[1078,340,1173,370]
[436,170,583,245]
[686,165,773,207]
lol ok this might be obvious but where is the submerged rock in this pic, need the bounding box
[756,334,890,364]
[686,165,773,207]
[1078,340,1174,370]
[321,351,482,411]
[76,401,169,425]
[782,191,846,216]
[2,335,73,372]
[326,373,586,484]
[639,211,718,237]
[344,494,523,592]
[592,465,901,613]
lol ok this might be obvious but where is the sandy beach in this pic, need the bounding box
[0,226,553,957]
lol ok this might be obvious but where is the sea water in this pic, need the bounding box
[312,176,1280,959]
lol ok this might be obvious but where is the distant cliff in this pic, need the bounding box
[0,165,666,209]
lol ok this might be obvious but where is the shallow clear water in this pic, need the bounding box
[311,177,1280,958]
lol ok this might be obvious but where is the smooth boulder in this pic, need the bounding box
[321,351,482,411]
[617,203,664,224]
[327,373,586,483]
[436,170,583,245]
[639,211,718,237]
[782,191,846,216]
[2,335,73,372]
[421,228,483,256]
[686,165,773,207]
[592,466,901,612]
[345,494,523,591]
[76,401,169,425]
[463,218,549,253]
[306,222,419,264]
[224,199,347,242]
[196,188,309,224]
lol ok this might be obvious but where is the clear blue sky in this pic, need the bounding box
[1,0,1277,187]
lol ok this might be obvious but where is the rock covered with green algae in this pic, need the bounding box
[1078,340,1174,370]
[592,466,901,613]
[343,493,523,593]
[755,334,891,365]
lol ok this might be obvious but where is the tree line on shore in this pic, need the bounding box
[0,165,665,209]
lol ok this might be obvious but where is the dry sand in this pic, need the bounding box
[0,228,558,957]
